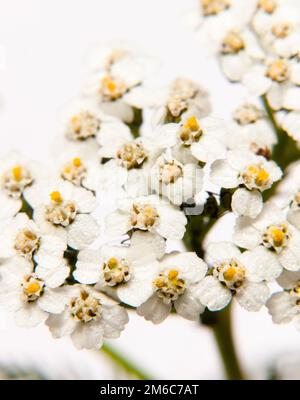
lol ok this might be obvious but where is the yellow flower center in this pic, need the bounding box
[12,166,23,182]
[272,22,293,39]
[201,0,231,16]
[1,165,33,198]
[99,75,127,101]
[66,111,101,141]
[266,59,290,82]
[14,229,40,258]
[185,116,200,131]
[167,79,198,119]
[103,257,131,287]
[69,289,102,323]
[258,0,277,13]
[154,269,185,304]
[214,259,246,290]
[26,282,41,294]
[116,141,148,169]
[233,104,263,126]
[46,193,77,227]
[159,159,183,184]
[131,203,159,230]
[50,191,63,204]
[242,164,271,191]
[22,274,44,302]
[262,223,291,253]
[221,31,245,54]
[61,158,87,186]
[179,115,202,145]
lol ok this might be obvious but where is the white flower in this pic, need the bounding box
[99,137,163,198]
[195,242,270,311]
[266,269,300,330]
[88,42,131,72]
[242,57,300,111]
[151,78,211,126]
[105,195,187,241]
[150,115,227,164]
[57,97,135,158]
[253,0,300,58]
[149,149,203,206]
[233,202,300,277]
[137,252,207,324]
[89,42,158,77]
[0,151,46,220]
[27,180,99,250]
[218,28,265,83]
[53,148,101,192]
[0,213,67,268]
[188,0,256,35]
[84,53,156,123]
[74,231,165,307]
[210,149,282,217]
[0,257,69,328]
[46,284,128,350]
[224,103,277,156]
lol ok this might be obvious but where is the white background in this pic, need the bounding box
[0,0,300,380]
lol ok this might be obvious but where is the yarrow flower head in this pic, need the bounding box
[224,103,277,157]
[0,257,69,328]
[196,242,270,311]
[210,149,282,218]
[151,78,211,125]
[46,284,128,350]
[74,231,165,307]
[0,152,46,220]
[27,180,99,250]
[151,115,227,164]
[137,252,207,324]
[2,32,300,358]
[105,195,187,241]
[233,202,300,279]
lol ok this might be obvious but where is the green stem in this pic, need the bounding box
[201,306,244,380]
[101,343,151,380]
[184,192,244,379]
[20,196,33,219]
[128,107,143,138]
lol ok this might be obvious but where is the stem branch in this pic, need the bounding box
[101,343,151,380]
[202,306,244,380]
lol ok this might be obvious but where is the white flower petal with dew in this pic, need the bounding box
[231,188,263,218]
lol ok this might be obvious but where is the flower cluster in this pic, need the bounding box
[0,35,300,351]
[192,0,300,144]
[188,0,300,333]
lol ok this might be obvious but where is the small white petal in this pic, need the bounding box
[206,242,241,264]
[266,292,298,324]
[102,305,129,339]
[210,160,239,189]
[195,276,232,312]
[15,304,48,328]
[236,281,270,312]
[231,188,263,218]
[174,289,205,321]
[137,294,171,324]
[241,247,282,282]
[233,217,261,249]
[67,214,99,250]
[71,321,104,350]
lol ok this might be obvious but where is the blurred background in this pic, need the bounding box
[0,0,300,380]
